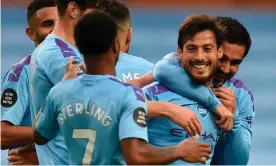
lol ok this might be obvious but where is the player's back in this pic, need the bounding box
[30,34,83,164]
[144,82,221,165]
[51,75,143,165]
[116,53,153,82]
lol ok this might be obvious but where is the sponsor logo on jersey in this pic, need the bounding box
[133,107,147,127]
[197,105,209,119]
[1,88,18,108]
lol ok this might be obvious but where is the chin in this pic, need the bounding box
[192,75,211,85]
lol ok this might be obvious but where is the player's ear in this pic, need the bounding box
[218,45,224,59]
[67,2,80,19]
[26,27,36,42]
[126,27,132,45]
[177,47,183,60]
[113,37,120,54]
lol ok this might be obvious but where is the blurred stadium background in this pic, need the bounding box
[1,0,276,164]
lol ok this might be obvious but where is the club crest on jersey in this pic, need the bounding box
[197,105,209,119]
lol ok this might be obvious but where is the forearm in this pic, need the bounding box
[129,144,179,165]
[19,144,36,153]
[127,72,154,88]
[147,101,171,119]
[212,126,250,165]
[153,58,221,111]
[1,123,33,149]
[225,126,250,164]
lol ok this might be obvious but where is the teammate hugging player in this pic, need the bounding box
[144,14,226,165]
[33,10,211,165]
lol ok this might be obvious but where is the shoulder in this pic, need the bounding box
[133,55,153,67]
[163,52,178,60]
[121,53,153,67]
[228,78,254,101]
[143,82,169,95]
[34,36,79,65]
[6,55,31,82]
[109,77,146,102]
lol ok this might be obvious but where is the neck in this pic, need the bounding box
[118,31,129,53]
[34,42,39,48]
[204,78,213,88]
[84,56,116,76]
[51,17,76,47]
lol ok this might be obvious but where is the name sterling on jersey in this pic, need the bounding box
[58,103,112,127]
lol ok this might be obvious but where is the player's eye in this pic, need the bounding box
[186,47,196,52]
[231,60,242,66]
[219,55,227,62]
[41,20,54,27]
[204,47,212,52]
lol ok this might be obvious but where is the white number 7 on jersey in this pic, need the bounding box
[73,129,96,165]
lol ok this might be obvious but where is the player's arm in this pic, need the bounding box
[33,91,59,145]
[120,86,210,164]
[153,53,233,130]
[127,72,154,88]
[212,91,254,165]
[153,53,221,111]
[1,69,33,149]
[143,87,202,136]
[122,135,211,165]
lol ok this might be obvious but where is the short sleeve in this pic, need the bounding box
[119,86,148,142]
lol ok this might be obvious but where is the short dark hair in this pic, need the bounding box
[217,16,252,57]
[74,10,117,56]
[178,14,225,49]
[27,0,56,21]
[96,0,131,30]
[55,0,97,16]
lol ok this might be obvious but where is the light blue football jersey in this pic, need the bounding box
[211,78,255,165]
[30,34,84,165]
[1,55,32,127]
[152,53,255,165]
[116,53,153,83]
[35,75,148,165]
[143,82,221,165]
[1,55,33,165]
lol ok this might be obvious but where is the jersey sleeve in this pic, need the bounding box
[142,87,158,101]
[152,53,221,111]
[35,90,59,140]
[211,90,254,165]
[1,68,29,125]
[119,86,148,142]
[46,52,84,85]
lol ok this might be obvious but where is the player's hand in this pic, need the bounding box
[127,72,154,88]
[212,87,236,114]
[213,104,234,131]
[177,134,211,164]
[168,106,202,136]
[8,147,38,165]
[62,56,84,81]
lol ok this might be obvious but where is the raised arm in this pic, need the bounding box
[153,53,221,111]
[153,53,233,130]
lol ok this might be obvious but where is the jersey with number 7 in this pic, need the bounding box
[34,75,148,165]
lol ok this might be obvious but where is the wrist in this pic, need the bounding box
[212,104,224,117]
[171,145,182,160]
[162,102,175,119]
